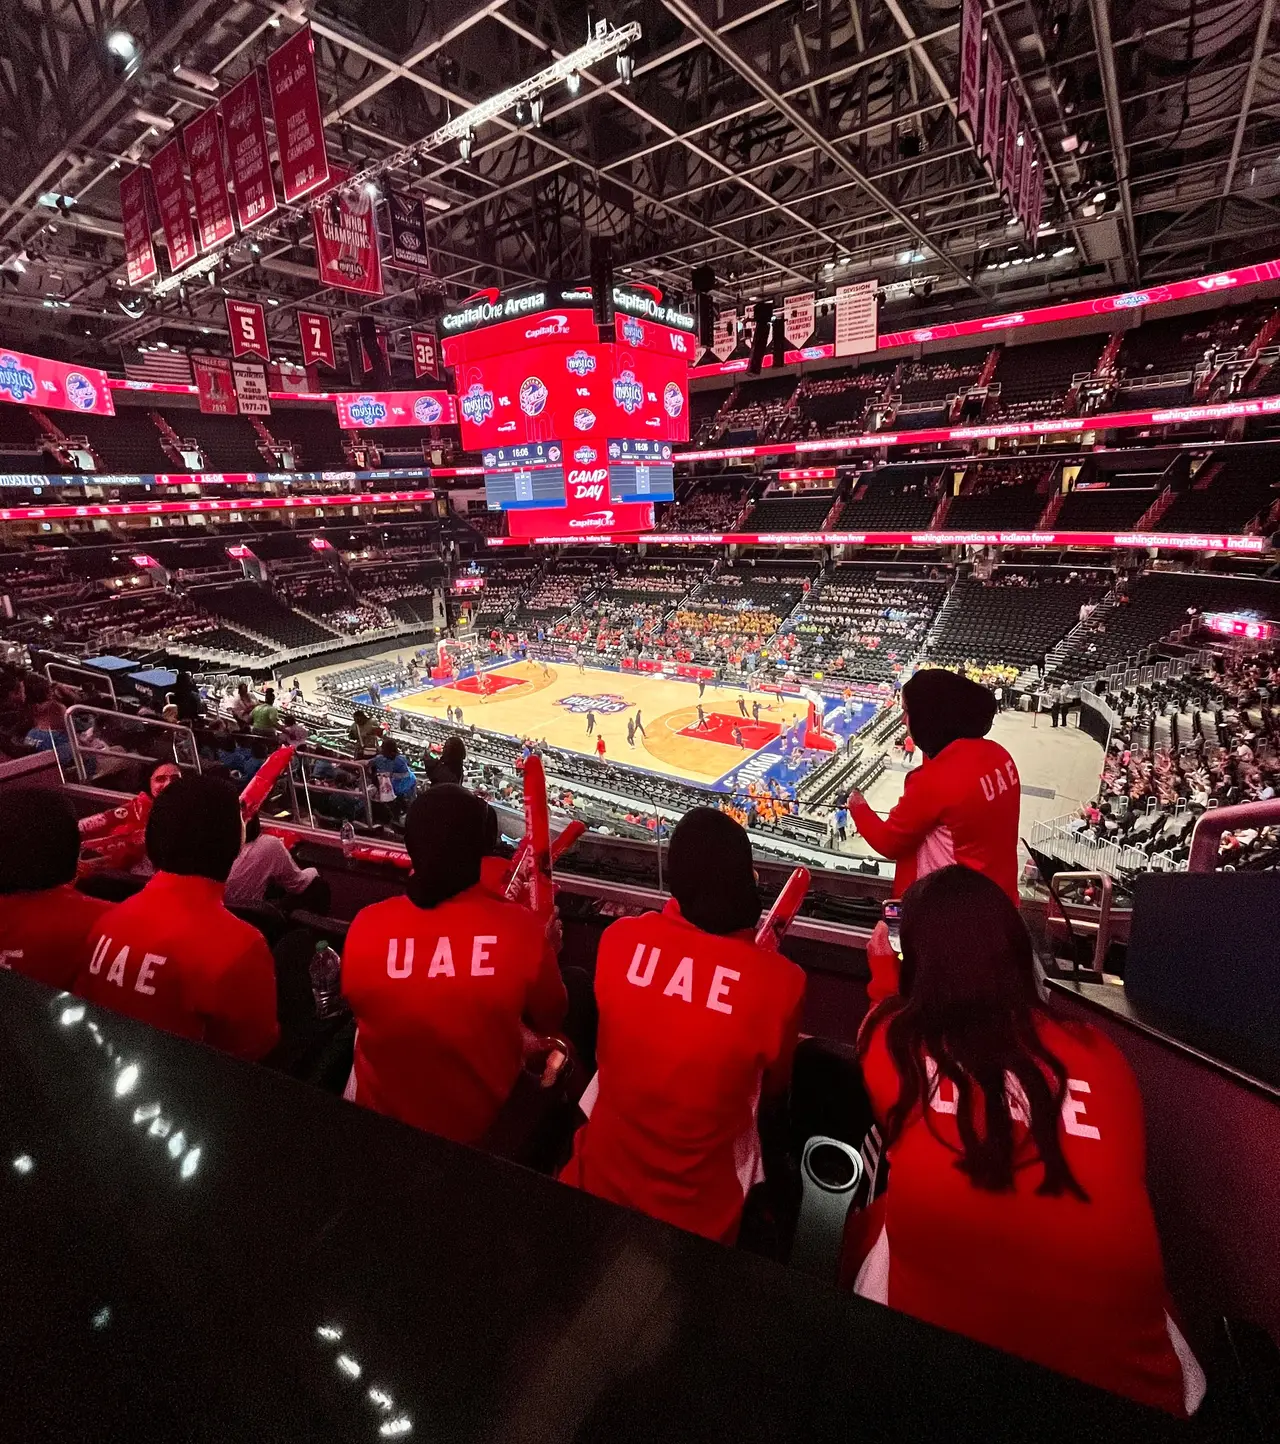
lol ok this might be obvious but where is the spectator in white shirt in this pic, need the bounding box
[226,815,324,910]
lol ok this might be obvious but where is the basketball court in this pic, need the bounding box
[385,659,874,791]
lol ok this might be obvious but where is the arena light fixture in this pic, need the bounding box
[172,61,220,93]
[566,72,581,95]
[106,30,137,61]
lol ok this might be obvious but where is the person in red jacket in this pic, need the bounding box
[849,668,1020,902]
[0,787,111,990]
[75,776,279,1062]
[341,785,567,1145]
[845,865,1203,1416]
[560,808,806,1243]
[76,760,182,875]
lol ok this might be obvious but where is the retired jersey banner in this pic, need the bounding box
[226,298,269,360]
[1028,162,1045,241]
[297,310,335,368]
[150,136,198,272]
[782,292,815,348]
[711,309,737,361]
[1002,92,1021,199]
[981,42,1003,167]
[119,167,157,287]
[267,24,330,204]
[958,0,983,139]
[312,177,383,296]
[1019,148,1037,232]
[184,106,234,251]
[232,361,270,415]
[194,355,237,415]
[386,189,433,274]
[222,71,277,229]
[411,329,439,379]
[834,280,879,357]
[335,390,456,429]
[0,348,114,416]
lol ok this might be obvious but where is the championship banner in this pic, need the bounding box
[1002,92,1021,199]
[232,361,270,416]
[387,189,433,274]
[1019,148,1037,233]
[783,292,815,348]
[184,106,235,252]
[193,355,237,415]
[150,136,198,272]
[312,175,383,296]
[0,348,114,416]
[119,167,156,287]
[834,280,879,357]
[958,0,982,139]
[1028,162,1045,241]
[225,298,269,360]
[411,329,439,379]
[334,390,457,429]
[297,310,335,368]
[711,309,737,361]
[221,71,277,229]
[981,43,1003,167]
[267,24,330,204]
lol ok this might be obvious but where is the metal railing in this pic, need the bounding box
[63,705,201,788]
[45,660,118,709]
[286,749,375,829]
[1188,798,1280,873]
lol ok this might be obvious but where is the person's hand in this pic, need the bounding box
[847,788,865,813]
[544,907,564,956]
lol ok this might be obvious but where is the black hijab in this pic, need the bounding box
[902,668,998,760]
[668,807,761,935]
[404,784,486,908]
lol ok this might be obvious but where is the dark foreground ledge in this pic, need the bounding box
[0,970,1180,1444]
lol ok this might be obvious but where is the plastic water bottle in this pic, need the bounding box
[340,820,355,859]
[310,940,343,1019]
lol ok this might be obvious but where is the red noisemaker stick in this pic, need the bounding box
[519,753,554,917]
[754,867,811,950]
[238,744,296,821]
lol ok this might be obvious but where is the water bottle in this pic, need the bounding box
[340,820,355,859]
[310,940,343,1019]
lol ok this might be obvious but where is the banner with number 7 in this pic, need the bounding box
[298,310,335,368]
[225,298,270,360]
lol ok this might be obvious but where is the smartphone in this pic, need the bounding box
[882,899,903,956]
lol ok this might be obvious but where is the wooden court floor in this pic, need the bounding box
[392,660,812,785]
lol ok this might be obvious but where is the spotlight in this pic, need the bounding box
[566,72,581,96]
[529,98,544,128]
[458,131,473,163]
[364,180,380,198]
[105,30,137,62]
[616,53,634,85]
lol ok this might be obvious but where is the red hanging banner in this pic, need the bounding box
[298,310,336,368]
[981,42,1003,169]
[225,298,270,360]
[150,136,198,272]
[311,174,383,296]
[1002,93,1021,200]
[221,71,277,230]
[119,167,157,287]
[411,329,439,378]
[957,0,982,139]
[193,355,238,415]
[266,24,331,204]
[184,106,235,251]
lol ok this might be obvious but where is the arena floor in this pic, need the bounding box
[382,660,865,791]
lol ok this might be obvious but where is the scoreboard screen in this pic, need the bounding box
[608,437,675,504]
[482,440,566,512]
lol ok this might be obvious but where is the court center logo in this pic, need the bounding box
[556,693,630,714]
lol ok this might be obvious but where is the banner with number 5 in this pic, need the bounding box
[297,310,335,368]
[225,298,270,360]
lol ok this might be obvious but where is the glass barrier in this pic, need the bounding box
[63,704,201,792]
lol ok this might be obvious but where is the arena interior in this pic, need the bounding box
[2,1,1279,1438]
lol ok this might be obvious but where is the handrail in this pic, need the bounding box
[45,660,118,709]
[63,704,201,785]
[1188,798,1280,872]
[1047,871,1114,975]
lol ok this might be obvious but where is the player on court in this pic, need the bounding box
[634,709,645,738]
[751,700,761,724]
[626,718,636,748]
[561,809,805,1242]
[596,734,607,762]
[738,696,749,718]
[696,704,710,730]
[585,709,596,736]
[340,786,567,1146]
[576,652,585,676]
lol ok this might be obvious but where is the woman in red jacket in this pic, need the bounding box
[850,668,1020,902]
[846,865,1203,1416]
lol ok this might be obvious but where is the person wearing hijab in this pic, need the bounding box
[559,808,805,1242]
[340,785,567,1145]
[848,668,1021,902]
[0,787,111,989]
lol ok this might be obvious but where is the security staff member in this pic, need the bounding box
[561,808,805,1243]
[0,787,110,989]
[341,786,567,1145]
[75,777,279,1061]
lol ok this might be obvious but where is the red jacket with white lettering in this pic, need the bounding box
[846,939,1200,1415]
[0,884,112,990]
[74,873,279,1061]
[851,736,1021,902]
[561,901,805,1242]
[341,884,567,1144]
